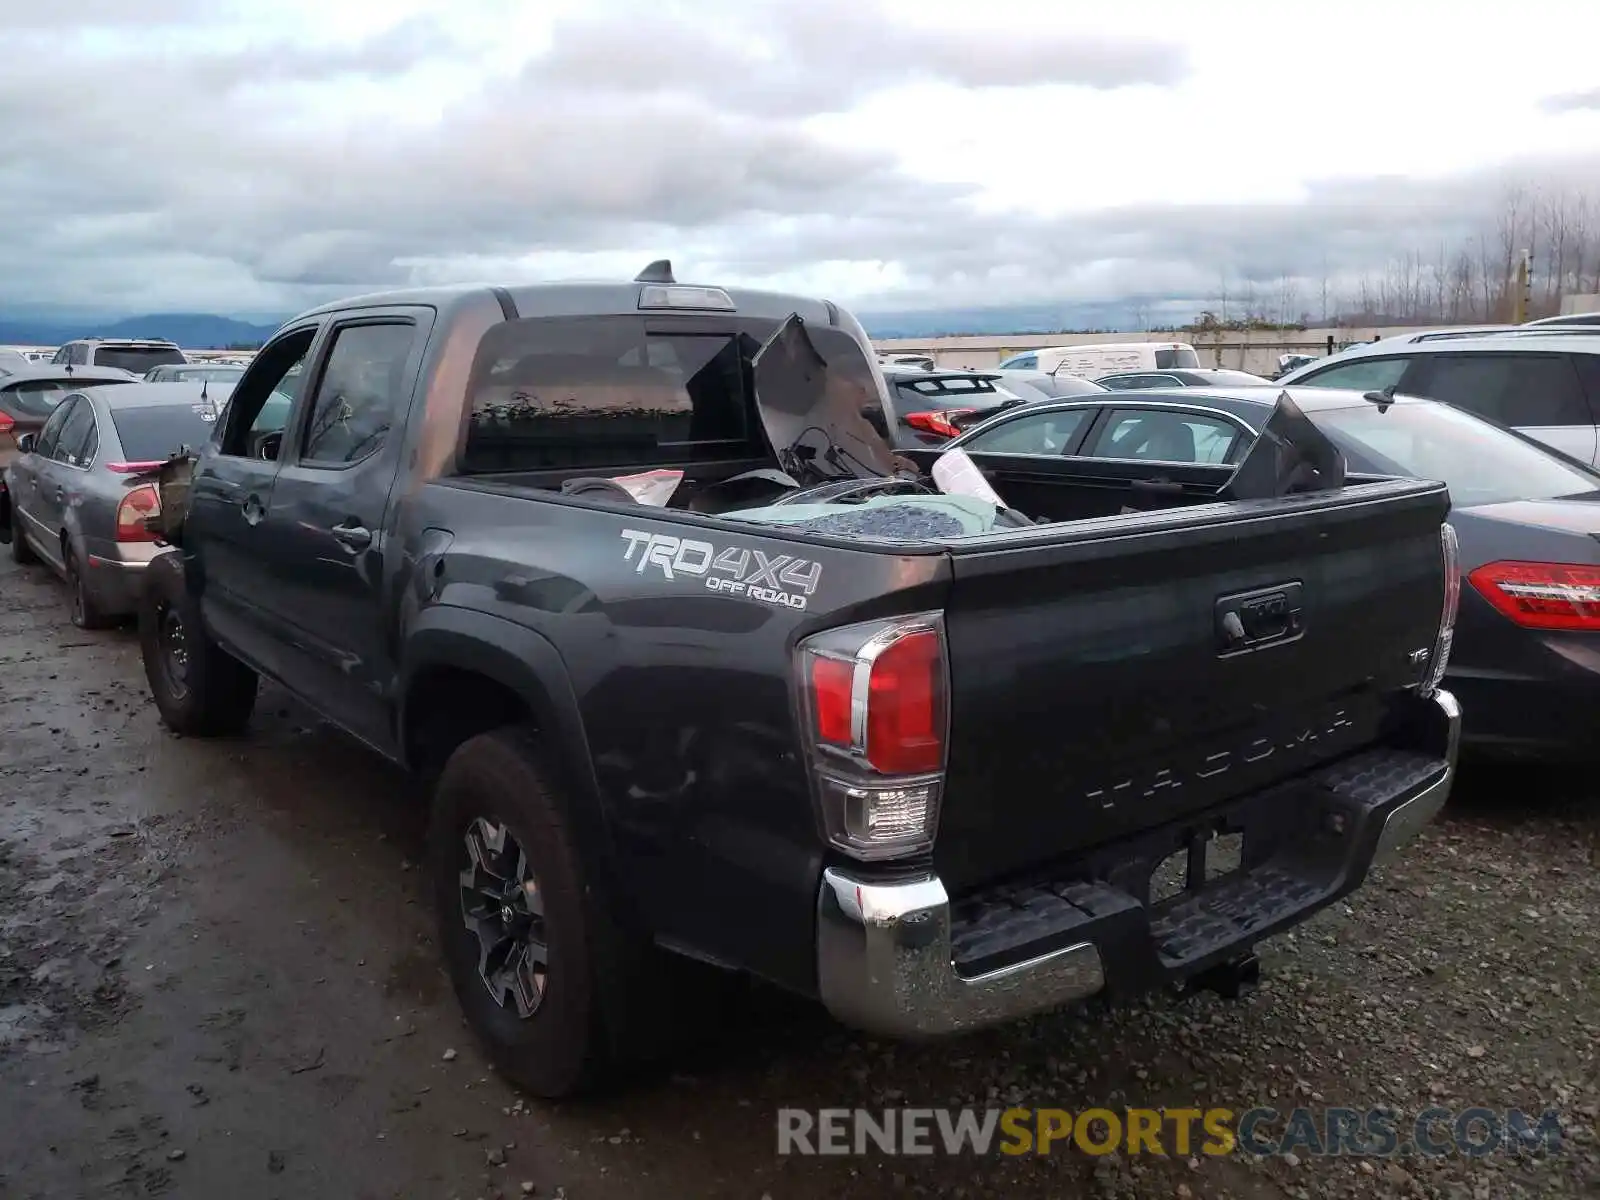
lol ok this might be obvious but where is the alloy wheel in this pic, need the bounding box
[459,817,548,1019]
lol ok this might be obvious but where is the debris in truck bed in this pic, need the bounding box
[731,492,1003,539]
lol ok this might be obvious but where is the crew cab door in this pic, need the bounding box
[187,324,322,677]
[253,308,433,751]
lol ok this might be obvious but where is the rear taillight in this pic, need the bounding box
[0,412,13,433]
[106,461,166,474]
[1468,558,1600,632]
[904,410,972,439]
[1424,524,1461,692]
[115,483,161,543]
[798,613,949,861]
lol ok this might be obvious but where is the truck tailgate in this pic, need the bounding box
[934,478,1450,894]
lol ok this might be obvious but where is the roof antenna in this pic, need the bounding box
[634,259,675,284]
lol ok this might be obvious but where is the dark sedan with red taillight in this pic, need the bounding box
[946,383,1600,761]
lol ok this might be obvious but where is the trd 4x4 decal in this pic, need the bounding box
[620,529,822,611]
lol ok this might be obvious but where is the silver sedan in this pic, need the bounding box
[3,382,229,627]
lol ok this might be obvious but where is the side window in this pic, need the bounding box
[1086,409,1241,464]
[35,396,77,458]
[70,345,90,366]
[300,322,416,466]
[51,346,69,365]
[217,328,317,460]
[963,409,1093,455]
[1294,357,1410,391]
[1002,353,1038,370]
[1574,354,1600,414]
[53,400,98,467]
[1408,353,1589,426]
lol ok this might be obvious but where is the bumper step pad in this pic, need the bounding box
[947,746,1447,987]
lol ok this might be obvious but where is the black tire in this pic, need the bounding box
[10,519,37,564]
[428,728,706,1098]
[139,551,258,736]
[65,546,114,630]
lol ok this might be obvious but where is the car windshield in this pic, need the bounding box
[1311,400,1600,507]
[109,403,218,462]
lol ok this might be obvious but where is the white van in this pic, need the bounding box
[997,342,1200,379]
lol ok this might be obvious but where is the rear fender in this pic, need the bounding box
[399,607,620,891]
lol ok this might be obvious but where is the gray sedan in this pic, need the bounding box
[4,382,229,627]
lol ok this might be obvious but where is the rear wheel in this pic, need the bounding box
[139,551,258,735]
[65,547,114,630]
[428,728,716,1098]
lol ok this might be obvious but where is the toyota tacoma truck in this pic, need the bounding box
[134,262,1462,1097]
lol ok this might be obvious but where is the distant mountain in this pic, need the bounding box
[0,312,285,349]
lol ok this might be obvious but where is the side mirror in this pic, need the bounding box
[860,404,889,438]
[16,433,36,454]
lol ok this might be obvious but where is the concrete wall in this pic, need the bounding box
[871,325,1444,377]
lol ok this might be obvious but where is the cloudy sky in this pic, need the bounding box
[3,0,1599,321]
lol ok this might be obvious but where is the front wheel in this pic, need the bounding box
[138,551,258,735]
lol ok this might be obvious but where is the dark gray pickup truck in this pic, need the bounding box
[136,264,1462,1097]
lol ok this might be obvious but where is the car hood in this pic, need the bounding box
[750,313,899,484]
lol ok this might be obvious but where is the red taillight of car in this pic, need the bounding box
[799,614,949,861]
[904,410,972,439]
[105,460,166,474]
[0,411,13,434]
[115,483,162,543]
[1467,560,1600,631]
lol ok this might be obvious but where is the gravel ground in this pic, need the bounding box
[0,549,1596,1200]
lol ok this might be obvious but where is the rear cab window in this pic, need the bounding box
[461,317,764,474]
[1154,347,1200,369]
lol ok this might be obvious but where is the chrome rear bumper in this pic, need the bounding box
[816,689,1459,1038]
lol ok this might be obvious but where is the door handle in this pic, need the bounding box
[241,493,265,525]
[331,522,372,551]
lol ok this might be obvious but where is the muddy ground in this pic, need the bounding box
[1,552,1596,1200]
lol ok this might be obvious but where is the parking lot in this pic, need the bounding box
[0,551,1596,1200]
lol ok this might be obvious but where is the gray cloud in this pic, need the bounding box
[0,0,1594,324]
[532,4,1189,118]
[1541,87,1600,113]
